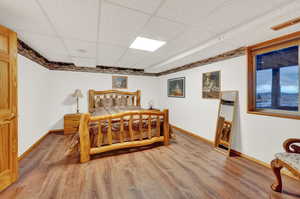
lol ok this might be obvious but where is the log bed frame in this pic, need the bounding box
[79,90,170,163]
[88,89,141,113]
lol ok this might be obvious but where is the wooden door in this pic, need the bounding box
[0,25,18,192]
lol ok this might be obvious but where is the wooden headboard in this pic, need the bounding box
[88,89,141,113]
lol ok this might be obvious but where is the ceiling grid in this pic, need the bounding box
[0,0,300,72]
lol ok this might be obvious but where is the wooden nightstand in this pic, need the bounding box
[64,113,82,134]
[149,108,160,111]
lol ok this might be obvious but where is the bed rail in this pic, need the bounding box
[79,109,169,163]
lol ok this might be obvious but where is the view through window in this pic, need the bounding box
[255,46,299,112]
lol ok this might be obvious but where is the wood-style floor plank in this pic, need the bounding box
[0,129,299,199]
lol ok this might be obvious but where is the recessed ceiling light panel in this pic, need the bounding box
[130,37,166,52]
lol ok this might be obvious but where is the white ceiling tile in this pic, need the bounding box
[191,40,238,61]
[198,0,293,35]
[117,49,149,68]
[145,0,297,73]
[2,0,299,71]
[0,0,55,35]
[228,2,300,48]
[72,57,96,67]
[46,53,73,63]
[18,31,67,58]
[97,44,127,66]
[156,0,227,26]
[148,40,237,72]
[38,0,99,42]
[64,39,97,58]
[158,28,215,56]
[106,0,162,14]
[140,17,186,42]
[137,27,215,67]
[99,2,151,46]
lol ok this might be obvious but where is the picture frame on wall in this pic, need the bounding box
[202,71,220,99]
[168,77,185,98]
[112,76,128,89]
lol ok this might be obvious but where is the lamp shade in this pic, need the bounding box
[72,89,83,98]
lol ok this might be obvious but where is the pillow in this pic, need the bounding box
[95,96,103,108]
[120,96,127,106]
[103,97,113,108]
[115,97,122,107]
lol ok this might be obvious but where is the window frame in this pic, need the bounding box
[247,31,300,120]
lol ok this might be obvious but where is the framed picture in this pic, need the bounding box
[168,77,185,98]
[202,71,220,99]
[112,76,128,89]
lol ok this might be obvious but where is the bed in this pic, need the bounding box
[77,89,170,163]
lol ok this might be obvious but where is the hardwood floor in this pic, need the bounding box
[0,129,299,199]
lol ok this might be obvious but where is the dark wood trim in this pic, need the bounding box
[17,39,245,77]
[271,17,300,31]
[157,47,245,76]
[247,31,300,120]
[50,65,157,76]
[247,111,300,120]
[48,129,64,134]
[172,124,298,180]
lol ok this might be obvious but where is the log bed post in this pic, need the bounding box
[163,109,170,146]
[88,90,95,113]
[79,113,91,163]
[137,90,141,107]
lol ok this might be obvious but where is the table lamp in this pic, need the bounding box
[72,89,83,113]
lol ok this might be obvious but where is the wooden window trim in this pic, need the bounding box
[247,31,300,120]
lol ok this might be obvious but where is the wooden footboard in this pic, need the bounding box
[79,109,170,163]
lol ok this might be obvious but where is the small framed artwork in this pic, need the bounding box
[112,76,128,89]
[202,71,220,99]
[168,77,185,98]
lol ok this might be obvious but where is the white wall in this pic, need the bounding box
[159,55,300,164]
[18,53,300,165]
[47,71,160,129]
[18,55,160,155]
[18,55,52,155]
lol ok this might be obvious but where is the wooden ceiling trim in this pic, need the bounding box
[157,47,246,76]
[17,39,245,77]
[271,17,300,31]
[49,65,157,76]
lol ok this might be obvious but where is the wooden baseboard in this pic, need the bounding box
[18,131,50,161]
[230,149,271,168]
[18,129,63,161]
[171,124,298,180]
[48,129,64,134]
[171,125,213,145]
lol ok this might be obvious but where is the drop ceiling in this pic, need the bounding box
[0,0,300,73]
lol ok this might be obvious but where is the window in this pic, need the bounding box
[248,31,300,119]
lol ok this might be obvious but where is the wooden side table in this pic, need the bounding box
[64,113,82,134]
[148,108,160,111]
